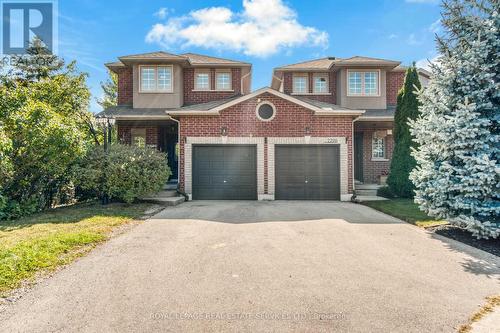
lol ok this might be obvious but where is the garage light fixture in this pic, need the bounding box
[221,127,228,136]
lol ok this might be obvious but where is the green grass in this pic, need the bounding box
[0,202,151,295]
[362,199,447,227]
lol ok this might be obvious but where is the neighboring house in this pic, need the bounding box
[99,51,429,201]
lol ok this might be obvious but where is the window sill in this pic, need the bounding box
[138,91,174,94]
[347,94,381,98]
[371,158,389,162]
[192,89,234,92]
[291,92,331,96]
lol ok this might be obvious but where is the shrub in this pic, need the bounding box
[377,186,395,199]
[74,144,171,203]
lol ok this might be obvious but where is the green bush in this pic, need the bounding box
[377,186,395,199]
[74,144,171,203]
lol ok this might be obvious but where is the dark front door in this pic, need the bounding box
[275,145,340,200]
[354,132,364,182]
[192,145,257,200]
[159,125,178,181]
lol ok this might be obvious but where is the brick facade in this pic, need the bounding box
[117,67,133,106]
[282,72,336,104]
[183,68,242,105]
[117,125,159,147]
[177,92,355,196]
[357,128,394,183]
[386,71,405,107]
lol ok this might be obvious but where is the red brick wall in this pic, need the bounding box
[117,125,158,148]
[178,92,354,194]
[357,128,394,183]
[282,72,336,104]
[183,68,242,105]
[386,71,405,107]
[117,67,133,106]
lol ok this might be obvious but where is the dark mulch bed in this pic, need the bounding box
[429,225,500,257]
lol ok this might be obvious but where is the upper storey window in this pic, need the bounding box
[348,70,379,96]
[313,74,328,93]
[140,66,173,93]
[216,72,232,90]
[293,74,308,94]
[195,71,210,90]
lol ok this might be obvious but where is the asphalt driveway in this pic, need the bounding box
[1,201,499,333]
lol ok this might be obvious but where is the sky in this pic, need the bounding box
[56,0,443,113]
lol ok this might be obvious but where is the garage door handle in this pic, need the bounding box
[305,180,309,184]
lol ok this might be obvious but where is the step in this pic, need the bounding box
[140,196,185,206]
[356,189,379,196]
[163,183,178,191]
[155,190,178,198]
[356,184,382,190]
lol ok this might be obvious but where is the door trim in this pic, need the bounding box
[184,137,265,200]
[267,137,350,201]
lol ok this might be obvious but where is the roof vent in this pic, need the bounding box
[328,56,336,60]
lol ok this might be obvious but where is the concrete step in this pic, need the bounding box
[163,183,178,191]
[140,196,185,206]
[356,184,382,190]
[155,190,178,198]
[356,189,379,196]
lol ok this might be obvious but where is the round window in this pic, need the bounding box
[256,102,276,121]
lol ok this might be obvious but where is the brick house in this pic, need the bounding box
[100,51,430,201]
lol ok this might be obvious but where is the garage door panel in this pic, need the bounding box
[275,145,340,201]
[193,145,257,200]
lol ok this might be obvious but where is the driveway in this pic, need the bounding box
[1,201,499,333]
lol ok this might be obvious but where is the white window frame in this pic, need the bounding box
[139,65,173,93]
[313,73,329,94]
[292,74,308,94]
[347,69,381,97]
[371,134,387,160]
[131,128,147,148]
[215,71,232,91]
[194,70,211,91]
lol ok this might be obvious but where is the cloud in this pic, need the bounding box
[405,0,439,4]
[154,7,170,19]
[428,19,441,33]
[407,33,424,45]
[388,33,398,39]
[416,55,440,71]
[146,0,329,57]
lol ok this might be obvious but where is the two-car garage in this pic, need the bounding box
[191,144,341,201]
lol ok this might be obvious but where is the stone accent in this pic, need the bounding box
[183,137,265,200]
[267,137,349,201]
[183,68,242,105]
[386,71,405,107]
[117,67,133,105]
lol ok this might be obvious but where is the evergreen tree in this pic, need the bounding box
[11,37,64,81]
[97,70,118,110]
[387,64,422,198]
[409,0,499,239]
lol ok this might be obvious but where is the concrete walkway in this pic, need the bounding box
[0,201,498,333]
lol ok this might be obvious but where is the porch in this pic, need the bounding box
[117,120,179,182]
[354,119,394,194]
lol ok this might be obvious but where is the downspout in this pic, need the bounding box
[352,116,362,200]
[166,114,189,201]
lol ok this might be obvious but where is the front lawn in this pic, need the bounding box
[361,199,446,227]
[0,202,152,295]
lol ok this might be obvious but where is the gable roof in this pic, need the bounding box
[107,51,250,72]
[275,57,337,71]
[166,87,365,116]
[182,53,251,67]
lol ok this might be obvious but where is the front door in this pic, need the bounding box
[159,125,178,181]
[354,132,364,182]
